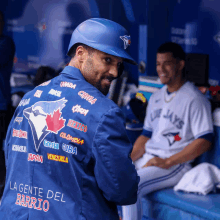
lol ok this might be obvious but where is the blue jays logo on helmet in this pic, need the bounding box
[23,98,67,152]
[120,35,131,49]
[163,132,182,146]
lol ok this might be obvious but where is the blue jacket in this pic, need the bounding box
[0,66,139,220]
[0,35,15,110]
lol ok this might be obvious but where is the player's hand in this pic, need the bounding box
[142,157,172,169]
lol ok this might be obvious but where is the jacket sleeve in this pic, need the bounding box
[93,107,140,205]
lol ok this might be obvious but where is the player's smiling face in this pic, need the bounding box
[156,52,182,86]
[82,49,123,96]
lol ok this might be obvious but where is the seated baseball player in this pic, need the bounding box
[122,42,214,220]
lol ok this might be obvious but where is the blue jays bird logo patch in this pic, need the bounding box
[163,132,182,146]
[120,35,131,49]
[23,98,67,152]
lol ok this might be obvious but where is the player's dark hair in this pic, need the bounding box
[69,43,94,58]
[157,42,186,78]
[157,42,186,61]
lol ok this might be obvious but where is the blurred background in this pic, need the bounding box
[2,0,220,135]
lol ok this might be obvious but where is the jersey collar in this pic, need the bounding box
[60,66,85,81]
[165,80,188,94]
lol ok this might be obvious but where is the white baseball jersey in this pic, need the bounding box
[143,81,213,159]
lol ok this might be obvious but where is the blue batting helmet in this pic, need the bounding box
[67,18,137,65]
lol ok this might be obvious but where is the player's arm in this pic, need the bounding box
[167,138,212,167]
[131,135,150,162]
[93,107,140,205]
[143,138,212,169]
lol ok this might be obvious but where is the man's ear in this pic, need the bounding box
[75,46,88,63]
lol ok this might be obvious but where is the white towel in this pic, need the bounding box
[174,162,220,195]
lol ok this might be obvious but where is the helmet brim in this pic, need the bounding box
[98,44,137,65]
[68,42,137,65]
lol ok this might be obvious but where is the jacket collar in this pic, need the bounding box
[60,66,85,81]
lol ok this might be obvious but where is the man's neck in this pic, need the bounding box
[167,78,186,93]
[68,58,80,69]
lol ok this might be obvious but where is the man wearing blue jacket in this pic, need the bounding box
[0,18,139,219]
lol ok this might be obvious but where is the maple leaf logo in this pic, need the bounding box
[174,134,182,141]
[46,109,66,134]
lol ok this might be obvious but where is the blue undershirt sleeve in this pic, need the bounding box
[141,129,152,138]
[197,132,213,142]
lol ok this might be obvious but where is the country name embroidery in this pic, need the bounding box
[34,90,43,98]
[60,132,84,145]
[19,98,30,107]
[43,139,59,150]
[39,80,51,87]
[48,89,62,97]
[72,105,89,116]
[78,91,97,105]
[60,81,76,89]
[12,129,27,139]
[28,153,43,163]
[14,117,23,124]
[67,119,87,133]
[12,145,27,153]
[47,153,68,163]
[62,143,77,155]
[15,193,49,212]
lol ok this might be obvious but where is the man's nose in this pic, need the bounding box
[109,65,118,78]
[157,64,165,72]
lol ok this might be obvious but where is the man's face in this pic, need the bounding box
[156,52,183,85]
[81,49,123,95]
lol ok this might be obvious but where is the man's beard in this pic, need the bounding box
[94,80,110,96]
[82,58,110,96]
